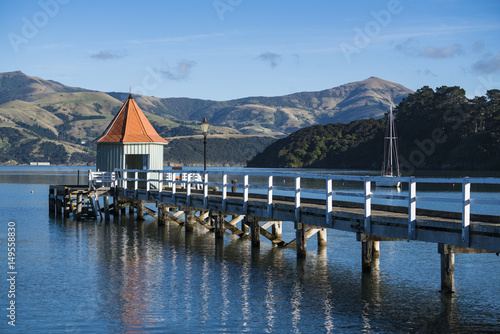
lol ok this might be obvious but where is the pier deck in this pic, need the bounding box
[49,169,500,293]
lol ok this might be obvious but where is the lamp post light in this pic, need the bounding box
[200,117,210,171]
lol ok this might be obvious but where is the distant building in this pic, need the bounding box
[93,94,168,174]
[30,162,50,166]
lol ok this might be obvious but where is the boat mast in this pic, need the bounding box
[389,106,394,176]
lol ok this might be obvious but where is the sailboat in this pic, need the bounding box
[378,106,401,188]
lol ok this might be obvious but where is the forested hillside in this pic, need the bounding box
[248,87,500,171]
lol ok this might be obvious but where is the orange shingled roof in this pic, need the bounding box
[95,94,168,143]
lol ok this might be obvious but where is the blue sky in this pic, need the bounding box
[1,0,499,100]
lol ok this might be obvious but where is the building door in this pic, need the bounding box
[125,154,149,189]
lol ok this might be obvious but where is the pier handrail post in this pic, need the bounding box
[88,170,92,188]
[408,177,417,240]
[222,172,228,212]
[364,177,372,235]
[172,172,177,203]
[267,174,273,218]
[134,171,138,196]
[203,171,208,208]
[187,172,191,206]
[295,176,301,221]
[146,171,150,192]
[462,177,471,247]
[326,178,333,226]
[243,174,249,214]
[159,171,163,201]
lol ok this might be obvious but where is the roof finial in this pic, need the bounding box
[129,86,132,99]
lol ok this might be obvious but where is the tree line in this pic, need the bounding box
[248,87,500,171]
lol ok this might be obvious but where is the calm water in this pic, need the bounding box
[0,167,499,333]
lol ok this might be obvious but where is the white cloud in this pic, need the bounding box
[257,52,282,68]
[90,50,127,60]
[473,53,500,74]
[422,44,463,59]
[155,60,197,81]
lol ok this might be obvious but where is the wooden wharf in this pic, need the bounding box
[48,168,500,294]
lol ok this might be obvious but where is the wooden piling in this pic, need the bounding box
[49,190,55,213]
[158,204,167,225]
[185,210,194,232]
[103,196,110,220]
[296,222,307,257]
[56,198,62,214]
[250,216,260,247]
[242,217,249,235]
[113,189,119,215]
[272,221,282,240]
[317,228,327,247]
[63,190,71,218]
[136,200,144,221]
[362,240,374,273]
[76,193,83,221]
[120,200,126,215]
[373,241,380,258]
[438,243,455,294]
[212,211,224,239]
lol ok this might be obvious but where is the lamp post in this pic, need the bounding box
[200,117,210,171]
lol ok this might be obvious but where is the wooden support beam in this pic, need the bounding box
[192,212,214,231]
[442,245,498,254]
[228,215,244,226]
[261,221,275,230]
[164,210,184,225]
[358,234,407,242]
[225,221,246,238]
[305,227,320,239]
[143,206,158,219]
[259,225,285,246]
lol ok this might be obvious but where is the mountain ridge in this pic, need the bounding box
[0,71,413,165]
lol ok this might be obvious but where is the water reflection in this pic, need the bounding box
[42,212,499,333]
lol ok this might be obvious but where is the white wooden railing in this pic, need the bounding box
[89,169,500,247]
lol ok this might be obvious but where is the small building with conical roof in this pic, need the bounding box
[94,94,168,174]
